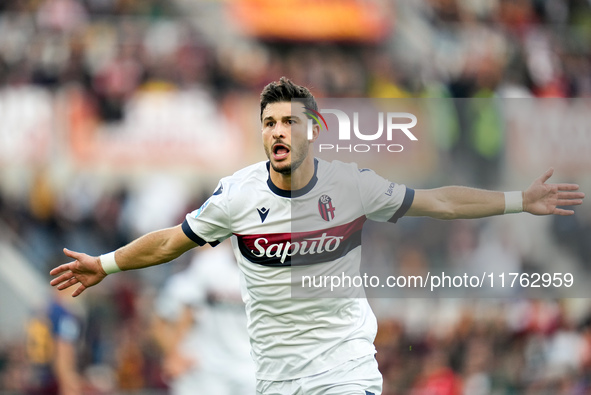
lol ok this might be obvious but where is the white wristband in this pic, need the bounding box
[504,191,523,214]
[100,251,122,274]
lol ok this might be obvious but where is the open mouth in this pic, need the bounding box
[272,143,290,160]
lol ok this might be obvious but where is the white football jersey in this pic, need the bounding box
[182,158,414,381]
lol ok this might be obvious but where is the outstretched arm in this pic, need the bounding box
[50,224,198,297]
[406,168,584,220]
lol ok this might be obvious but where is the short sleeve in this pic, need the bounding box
[356,168,414,223]
[182,181,233,245]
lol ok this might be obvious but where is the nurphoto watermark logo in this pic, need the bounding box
[306,106,418,153]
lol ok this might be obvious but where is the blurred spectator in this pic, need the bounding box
[25,289,85,395]
[152,241,255,394]
[410,349,463,395]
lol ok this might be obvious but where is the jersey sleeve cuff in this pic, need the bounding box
[388,187,415,223]
[181,219,207,246]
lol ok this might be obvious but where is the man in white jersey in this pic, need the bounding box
[50,77,585,394]
[152,241,255,395]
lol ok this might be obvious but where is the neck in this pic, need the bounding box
[270,156,315,191]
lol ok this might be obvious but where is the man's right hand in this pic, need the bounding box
[50,248,108,297]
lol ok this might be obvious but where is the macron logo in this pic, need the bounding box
[257,207,270,223]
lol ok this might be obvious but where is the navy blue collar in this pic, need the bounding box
[266,158,319,198]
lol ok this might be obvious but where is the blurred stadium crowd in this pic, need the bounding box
[1,0,591,394]
[2,0,591,103]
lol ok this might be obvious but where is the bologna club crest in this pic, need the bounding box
[318,194,336,221]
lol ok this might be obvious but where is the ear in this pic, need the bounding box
[308,122,321,142]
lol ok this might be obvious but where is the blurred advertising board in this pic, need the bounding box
[2,91,590,181]
[228,0,392,42]
[65,87,247,172]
